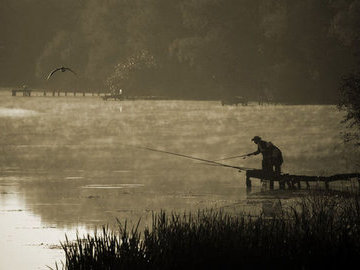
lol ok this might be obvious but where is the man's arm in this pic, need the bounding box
[247,148,260,156]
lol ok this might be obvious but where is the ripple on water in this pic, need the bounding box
[0,176,32,182]
[81,184,144,189]
[65,176,84,180]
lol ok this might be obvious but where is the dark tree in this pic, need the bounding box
[338,72,360,145]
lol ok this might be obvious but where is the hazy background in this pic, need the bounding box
[1,0,360,103]
[2,2,360,268]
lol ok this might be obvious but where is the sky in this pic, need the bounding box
[1,0,360,103]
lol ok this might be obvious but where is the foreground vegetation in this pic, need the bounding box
[57,191,360,270]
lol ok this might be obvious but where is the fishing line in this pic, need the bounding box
[125,144,255,171]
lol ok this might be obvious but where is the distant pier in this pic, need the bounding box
[12,89,32,96]
[11,88,108,97]
[10,89,171,101]
[42,90,104,97]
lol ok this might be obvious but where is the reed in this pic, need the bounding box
[60,191,360,269]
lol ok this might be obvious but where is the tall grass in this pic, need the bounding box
[60,191,360,269]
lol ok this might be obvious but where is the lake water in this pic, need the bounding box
[0,91,358,269]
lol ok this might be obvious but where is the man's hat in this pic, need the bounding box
[251,136,261,142]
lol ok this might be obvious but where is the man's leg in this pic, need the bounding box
[265,159,276,189]
[262,159,274,189]
[274,163,281,175]
[260,160,267,188]
[262,160,271,178]
[274,162,283,189]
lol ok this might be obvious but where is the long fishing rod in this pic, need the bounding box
[214,154,249,161]
[130,145,254,171]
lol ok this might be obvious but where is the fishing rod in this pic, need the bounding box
[129,145,254,171]
[214,154,249,161]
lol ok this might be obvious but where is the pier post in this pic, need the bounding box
[245,171,251,188]
[289,177,295,189]
[83,92,85,96]
[65,91,67,96]
[12,90,16,96]
[52,91,55,96]
[246,176,251,188]
[74,91,76,96]
[279,176,286,190]
[268,171,274,190]
[43,91,46,96]
[58,91,60,96]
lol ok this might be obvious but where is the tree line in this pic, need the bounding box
[1,0,360,103]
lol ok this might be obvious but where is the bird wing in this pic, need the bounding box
[46,68,61,80]
[64,67,77,75]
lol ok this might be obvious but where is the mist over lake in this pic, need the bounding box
[0,91,358,269]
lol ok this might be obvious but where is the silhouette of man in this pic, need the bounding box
[247,136,283,176]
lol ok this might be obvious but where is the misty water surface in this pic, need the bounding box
[0,91,357,269]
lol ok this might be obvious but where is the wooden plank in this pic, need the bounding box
[246,169,360,183]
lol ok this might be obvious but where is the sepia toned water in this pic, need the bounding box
[0,91,357,269]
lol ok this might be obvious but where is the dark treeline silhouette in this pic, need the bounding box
[1,0,360,103]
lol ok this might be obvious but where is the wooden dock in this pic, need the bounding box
[11,89,108,97]
[245,169,360,190]
[10,90,167,101]
[41,90,104,97]
[12,89,32,96]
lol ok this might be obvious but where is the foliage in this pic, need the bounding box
[331,0,360,49]
[60,191,360,269]
[106,50,157,95]
[338,72,360,145]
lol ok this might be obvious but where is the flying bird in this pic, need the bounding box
[46,66,77,80]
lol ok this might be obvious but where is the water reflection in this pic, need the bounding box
[1,168,351,269]
[0,189,88,270]
[1,168,257,269]
[15,168,249,227]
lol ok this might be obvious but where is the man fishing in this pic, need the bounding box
[246,136,283,176]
